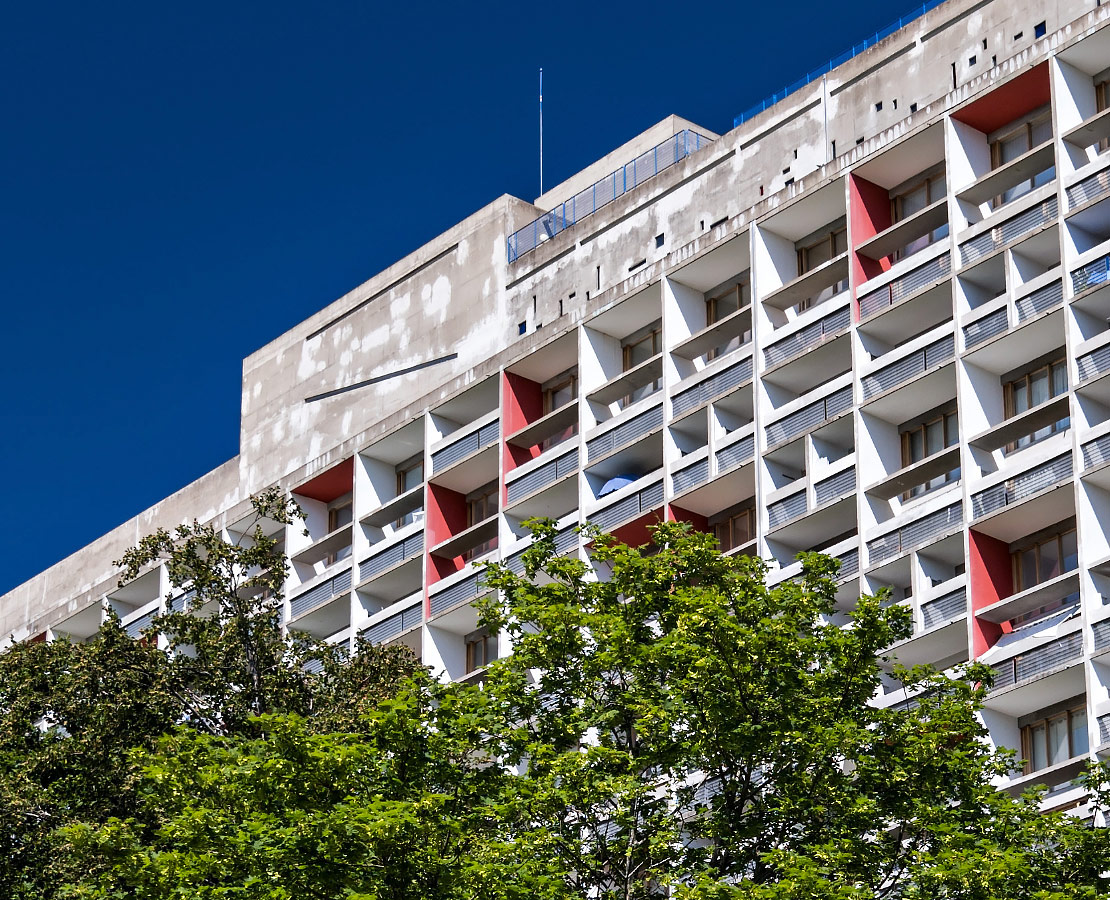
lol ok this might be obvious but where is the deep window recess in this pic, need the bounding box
[465,627,496,673]
[326,496,354,565]
[462,481,498,562]
[395,456,424,527]
[795,220,848,312]
[989,109,1054,207]
[900,404,959,499]
[712,505,755,553]
[1097,80,1109,152]
[540,370,578,451]
[1020,699,1087,775]
[620,320,663,406]
[705,279,752,360]
[890,168,948,260]
[1003,355,1068,451]
[1011,523,1078,594]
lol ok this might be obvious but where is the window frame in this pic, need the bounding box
[1010,520,1078,594]
[898,402,960,499]
[988,107,1053,207]
[710,504,755,554]
[1002,355,1069,451]
[1019,702,1088,775]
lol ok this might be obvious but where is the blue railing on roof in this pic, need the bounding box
[733,0,948,128]
[507,129,714,263]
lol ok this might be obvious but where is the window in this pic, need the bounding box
[395,456,424,527]
[900,405,960,498]
[1097,80,1109,153]
[465,628,496,673]
[1003,356,1068,450]
[540,371,578,451]
[1011,524,1078,593]
[795,222,848,311]
[462,481,498,562]
[989,110,1053,206]
[1020,701,1087,775]
[326,497,353,565]
[713,506,754,553]
[705,280,751,359]
[890,169,948,259]
[621,320,662,405]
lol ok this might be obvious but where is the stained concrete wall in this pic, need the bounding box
[3,0,1107,638]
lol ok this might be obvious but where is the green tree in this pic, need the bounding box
[0,490,420,899]
[33,519,1110,897]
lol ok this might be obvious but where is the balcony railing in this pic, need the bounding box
[429,569,491,617]
[715,432,755,475]
[671,356,752,418]
[1071,253,1110,298]
[590,479,664,531]
[765,385,852,449]
[586,403,663,463]
[921,587,967,629]
[1077,338,1110,382]
[815,467,856,505]
[289,569,352,620]
[958,197,1058,265]
[861,333,954,401]
[1015,277,1063,322]
[867,502,962,568]
[507,130,714,262]
[1082,432,1110,470]
[360,598,423,645]
[506,448,579,504]
[430,416,500,474]
[963,307,1009,348]
[970,454,1073,520]
[1066,165,1110,210]
[763,306,850,369]
[672,455,710,494]
[359,531,424,584]
[504,521,579,574]
[858,252,950,319]
[767,489,807,529]
[992,631,1082,691]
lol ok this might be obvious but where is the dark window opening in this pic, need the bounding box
[1034,21,1046,38]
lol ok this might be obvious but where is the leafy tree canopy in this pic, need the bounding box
[7,515,1110,897]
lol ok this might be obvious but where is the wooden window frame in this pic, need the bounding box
[464,627,494,673]
[711,504,755,554]
[899,403,959,499]
[988,108,1053,207]
[1002,356,1068,451]
[1010,523,1078,593]
[1019,703,1087,775]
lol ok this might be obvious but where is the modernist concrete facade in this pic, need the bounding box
[6,0,1110,812]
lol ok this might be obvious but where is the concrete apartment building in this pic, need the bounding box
[6,0,1110,811]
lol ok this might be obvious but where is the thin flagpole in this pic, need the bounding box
[539,68,544,196]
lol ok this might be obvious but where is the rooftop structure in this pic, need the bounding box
[6,0,1110,812]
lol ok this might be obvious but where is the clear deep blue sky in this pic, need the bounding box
[1,0,899,596]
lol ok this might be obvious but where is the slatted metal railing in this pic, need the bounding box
[866,503,963,567]
[861,333,954,400]
[506,448,579,504]
[992,631,1082,691]
[959,197,1058,265]
[431,418,500,474]
[1015,278,1063,322]
[591,480,664,530]
[1066,166,1110,209]
[586,405,663,463]
[361,601,424,644]
[672,357,753,417]
[765,386,852,449]
[672,457,710,494]
[970,454,1072,520]
[715,433,755,474]
[921,587,967,629]
[290,569,352,620]
[963,307,1008,348]
[359,532,424,583]
[858,252,950,319]
[763,307,850,369]
[1072,253,1110,297]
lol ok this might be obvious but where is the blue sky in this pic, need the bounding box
[1,0,900,595]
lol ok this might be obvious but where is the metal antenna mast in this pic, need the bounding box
[535,69,539,197]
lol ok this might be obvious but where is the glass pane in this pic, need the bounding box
[1052,362,1067,398]
[833,228,848,254]
[1048,715,1069,765]
[925,419,944,456]
[626,336,654,369]
[550,382,575,410]
[803,238,832,271]
[945,412,959,446]
[1062,529,1078,573]
[715,522,733,552]
[1072,708,1089,757]
[732,511,752,545]
[899,184,928,219]
[1031,116,1052,147]
[1011,380,1030,415]
[1038,535,1061,584]
[1000,130,1029,163]
[930,172,947,199]
[908,429,924,464]
[1030,369,1050,406]
[401,464,423,492]
[1019,548,1037,590]
[1030,723,1047,771]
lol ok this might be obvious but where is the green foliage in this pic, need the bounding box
[8,515,1110,897]
[0,490,420,899]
